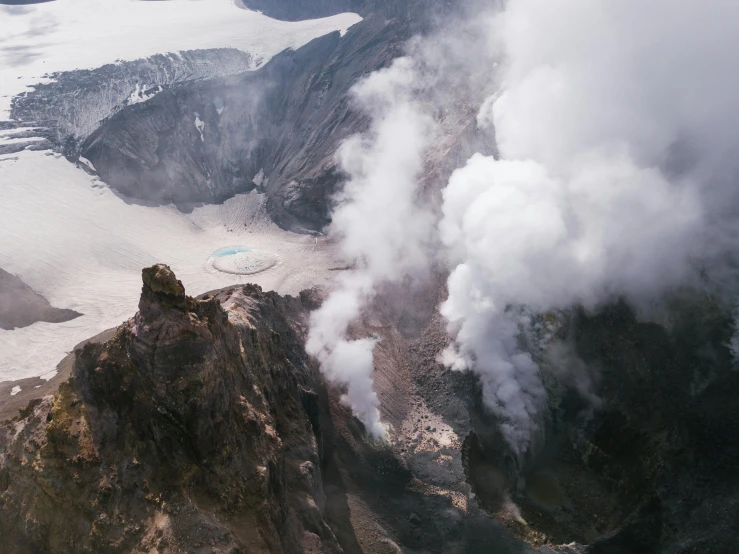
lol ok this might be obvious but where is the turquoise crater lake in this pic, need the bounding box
[209,245,276,275]
[211,246,251,257]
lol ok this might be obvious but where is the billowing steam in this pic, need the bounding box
[313,0,739,451]
[440,0,739,454]
[306,58,435,437]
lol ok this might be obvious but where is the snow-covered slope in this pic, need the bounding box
[0,1,363,383]
[0,150,341,382]
[11,48,259,142]
[0,0,361,117]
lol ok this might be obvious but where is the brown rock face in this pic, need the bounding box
[0,265,340,553]
[140,263,186,308]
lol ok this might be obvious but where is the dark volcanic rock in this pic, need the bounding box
[464,297,739,553]
[0,268,81,330]
[81,17,409,231]
[0,1,55,5]
[0,265,539,554]
[240,0,454,24]
[139,263,187,311]
[0,265,340,553]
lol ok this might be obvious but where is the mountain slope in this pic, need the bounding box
[0,0,360,118]
[0,265,539,554]
[79,17,409,231]
[0,265,340,553]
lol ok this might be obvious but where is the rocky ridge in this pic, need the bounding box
[0,266,538,553]
[3,266,737,553]
[0,265,339,552]
[78,19,410,230]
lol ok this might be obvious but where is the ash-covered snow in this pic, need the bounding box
[0,127,39,137]
[0,135,40,146]
[0,150,342,382]
[0,0,361,118]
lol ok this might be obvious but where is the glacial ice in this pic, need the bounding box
[0,150,341,382]
[0,0,361,118]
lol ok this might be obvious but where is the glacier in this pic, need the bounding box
[0,0,361,118]
[0,150,342,382]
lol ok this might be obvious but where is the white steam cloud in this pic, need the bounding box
[441,0,739,454]
[306,58,435,437]
[312,0,739,452]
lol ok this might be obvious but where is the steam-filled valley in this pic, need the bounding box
[1,1,738,553]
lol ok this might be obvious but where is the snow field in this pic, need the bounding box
[0,0,361,117]
[0,150,341,382]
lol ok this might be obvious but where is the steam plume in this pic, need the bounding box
[312,0,739,452]
[441,0,739,454]
[306,58,435,437]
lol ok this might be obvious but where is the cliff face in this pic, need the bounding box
[0,265,339,553]
[80,18,408,231]
[6,15,408,231]
[7,1,473,232]
[77,10,487,232]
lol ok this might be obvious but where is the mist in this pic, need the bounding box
[312,0,739,452]
[441,0,739,454]
[305,58,436,437]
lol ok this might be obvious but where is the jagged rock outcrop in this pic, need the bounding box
[0,265,339,553]
[0,266,543,554]
[0,268,81,330]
